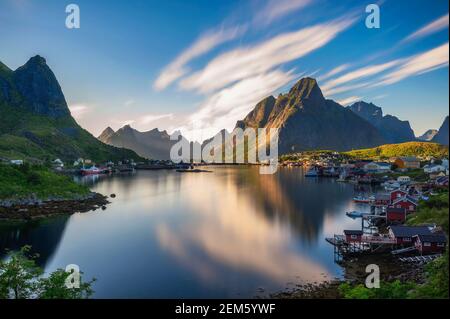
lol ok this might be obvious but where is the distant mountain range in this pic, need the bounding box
[235,78,385,153]
[98,125,179,160]
[98,77,448,158]
[418,129,438,141]
[347,101,415,143]
[0,56,141,162]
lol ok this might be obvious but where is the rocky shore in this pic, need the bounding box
[273,253,426,299]
[0,192,110,221]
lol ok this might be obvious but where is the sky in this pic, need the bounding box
[0,0,448,141]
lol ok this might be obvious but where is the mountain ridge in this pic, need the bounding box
[0,55,142,162]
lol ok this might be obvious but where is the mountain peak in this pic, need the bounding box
[348,101,383,119]
[25,55,47,66]
[11,55,70,118]
[288,77,324,102]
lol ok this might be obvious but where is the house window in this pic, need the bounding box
[403,237,411,242]
[437,243,445,247]
[351,235,358,239]
[424,242,431,247]
[409,205,414,211]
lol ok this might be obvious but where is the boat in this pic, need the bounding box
[176,169,212,173]
[80,165,103,176]
[352,195,375,204]
[304,167,319,177]
[346,211,369,218]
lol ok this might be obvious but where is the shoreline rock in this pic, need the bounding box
[0,192,110,221]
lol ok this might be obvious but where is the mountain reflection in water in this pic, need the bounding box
[0,167,366,298]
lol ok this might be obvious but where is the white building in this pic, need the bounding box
[397,176,411,184]
[363,162,392,173]
[10,159,23,165]
[423,164,446,174]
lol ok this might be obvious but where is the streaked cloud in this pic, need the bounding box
[180,17,355,94]
[153,26,245,90]
[182,69,296,141]
[336,96,361,106]
[402,13,449,44]
[69,104,89,120]
[321,60,402,94]
[253,0,312,26]
[140,113,174,125]
[374,42,449,86]
[317,64,350,82]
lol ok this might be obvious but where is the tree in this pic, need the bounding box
[38,269,95,299]
[0,246,95,299]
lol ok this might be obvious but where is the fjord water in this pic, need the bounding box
[0,167,366,298]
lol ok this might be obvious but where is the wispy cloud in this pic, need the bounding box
[402,14,449,44]
[140,113,174,125]
[336,96,361,106]
[317,64,350,82]
[374,42,449,86]
[180,17,356,94]
[182,69,296,141]
[321,60,402,94]
[153,26,245,90]
[253,0,312,26]
[69,104,89,120]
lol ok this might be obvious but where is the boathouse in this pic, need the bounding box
[392,196,418,212]
[343,230,363,242]
[389,189,408,202]
[386,207,407,224]
[374,193,391,206]
[413,233,447,254]
[389,226,432,245]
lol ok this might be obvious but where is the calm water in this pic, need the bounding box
[0,167,373,298]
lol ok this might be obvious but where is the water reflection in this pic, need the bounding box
[0,167,364,297]
[0,216,69,267]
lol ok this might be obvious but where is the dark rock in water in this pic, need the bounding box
[110,194,116,198]
[101,206,107,210]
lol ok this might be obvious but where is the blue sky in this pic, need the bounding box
[0,0,448,141]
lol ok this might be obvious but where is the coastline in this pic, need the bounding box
[273,252,427,299]
[0,192,110,221]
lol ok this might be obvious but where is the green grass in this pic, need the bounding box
[0,103,143,163]
[0,163,89,200]
[344,141,449,159]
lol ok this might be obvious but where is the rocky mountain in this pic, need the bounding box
[98,125,179,160]
[0,56,141,162]
[234,78,386,153]
[432,116,449,145]
[347,101,416,143]
[418,129,438,141]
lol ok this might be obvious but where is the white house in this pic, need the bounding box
[423,164,446,174]
[397,176,411,184]
[363,162,391,173]
[10,159,24,165]
[53,159,64,168]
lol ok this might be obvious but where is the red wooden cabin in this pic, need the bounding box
[386,207,406,224]
[344,230,363,243]
[413,234,447,255]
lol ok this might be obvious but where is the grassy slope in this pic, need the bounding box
[0,163,89,200]
[344,141,449,159]
[0,103,143,162]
